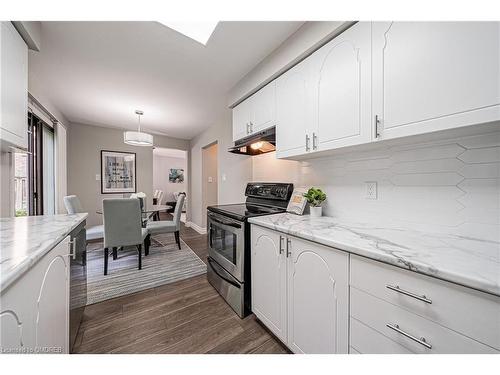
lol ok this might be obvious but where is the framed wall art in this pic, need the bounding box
[169,168,184,183]
[101,150,137,194]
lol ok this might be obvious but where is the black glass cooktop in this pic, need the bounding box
[207,203,285,221]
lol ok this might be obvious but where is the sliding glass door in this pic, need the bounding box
[14,112,55,216]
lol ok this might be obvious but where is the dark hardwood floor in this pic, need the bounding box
[73,214,289,354]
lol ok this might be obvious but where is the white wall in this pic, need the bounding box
[188,109,252,229]
[153,154,187,203]
[67,122,189,226]
[252,129,500,242]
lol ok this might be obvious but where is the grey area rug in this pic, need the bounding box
[84,233,207,305]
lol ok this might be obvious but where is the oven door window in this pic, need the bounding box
[210,225,237,265]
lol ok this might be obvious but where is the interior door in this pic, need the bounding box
[312,21,372,151]
[287,236,349,353]
[250,225,287,343]
[373,21,500,140]
[275,59,314,158]
[251,81,276,133]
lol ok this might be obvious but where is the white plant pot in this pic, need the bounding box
[310,206,323,218]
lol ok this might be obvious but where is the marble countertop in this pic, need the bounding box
[0,214,88,291]
[249,213,500,297]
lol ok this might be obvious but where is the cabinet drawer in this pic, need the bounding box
[350,318,412,354]
[351,287,498,353]
[350,255,500,349]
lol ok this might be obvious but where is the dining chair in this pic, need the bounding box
[102,198,151,275]
[146,193,185,250]
[63,195,104,242]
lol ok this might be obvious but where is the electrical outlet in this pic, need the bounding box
[365,181,377,200]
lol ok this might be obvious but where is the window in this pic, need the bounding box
[13,153,28,216]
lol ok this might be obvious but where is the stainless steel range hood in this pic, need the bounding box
[228,127,276,156]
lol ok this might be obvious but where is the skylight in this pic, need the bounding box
[158,21,219,45]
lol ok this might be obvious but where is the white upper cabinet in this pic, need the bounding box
[0,22,28,150]
[287,236,349,354]
[372,22,500,140]
[232,82,276,142]
[276,59,314,158]
[311,21,372,151]
[251,225,287,343]
[232,99,251,142]
[252,82,276,133]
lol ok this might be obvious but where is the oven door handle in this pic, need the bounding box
[209,216,241,229]
[208,258,241,289]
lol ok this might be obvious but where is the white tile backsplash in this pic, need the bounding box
[252,130,500,242]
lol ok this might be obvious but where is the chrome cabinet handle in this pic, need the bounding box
[312,132,318,150]
[386,284,432,304]
[246,123,250,134]
[286,238,292,257]
[305,134,310,151]
[250,122,253,133]
[386,323,432,349]
[375,115,381,138]
[68,239,76,260]
[279,236,284,254]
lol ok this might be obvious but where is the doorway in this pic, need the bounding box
[153,147,187,222]
[202,142,218,228]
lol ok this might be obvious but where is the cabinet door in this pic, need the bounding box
[0,22,28,149]
[373,21,500,140]
[35,237,70,353]
[275,59,314,158]
[0,236,70,353]
[232,99,251,142]
[312,21,372,151]
[250,225,287,343]
[287,236,349,353]
[251,81,276,133]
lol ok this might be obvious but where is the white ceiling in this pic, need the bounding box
[153,147,187,158]
[28,21,304,139]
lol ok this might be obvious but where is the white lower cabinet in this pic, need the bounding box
[0,236,70,353]
[350,255,500,354]
[286,236,349,353]
[251,225,500,354]
[250,226,287,343]
[251,225,349,353]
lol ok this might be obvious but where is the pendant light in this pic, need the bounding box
[124,110,153,146]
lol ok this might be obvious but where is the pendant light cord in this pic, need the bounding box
[137,113,142,132]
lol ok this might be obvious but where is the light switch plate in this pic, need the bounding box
[96,174,101,181]
[208,176,213,183]
[365,181,377,199]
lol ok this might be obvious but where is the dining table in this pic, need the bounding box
[96,204,172,221]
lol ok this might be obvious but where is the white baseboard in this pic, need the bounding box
[185,221,207,234]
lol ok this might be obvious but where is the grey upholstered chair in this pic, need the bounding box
[63,195,104,242]
[147,193,185,249]
[102,198,150,275]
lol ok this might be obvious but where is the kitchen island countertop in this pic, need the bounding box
[0,214,88,291]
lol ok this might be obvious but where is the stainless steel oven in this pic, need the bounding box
[206,183,294,319]
[207,212,245,282]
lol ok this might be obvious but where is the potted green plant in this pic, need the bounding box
[303,187,327,217]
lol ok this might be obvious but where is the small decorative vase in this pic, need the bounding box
[310,206,322,218]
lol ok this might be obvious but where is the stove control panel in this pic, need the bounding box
[245,183,294,201]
